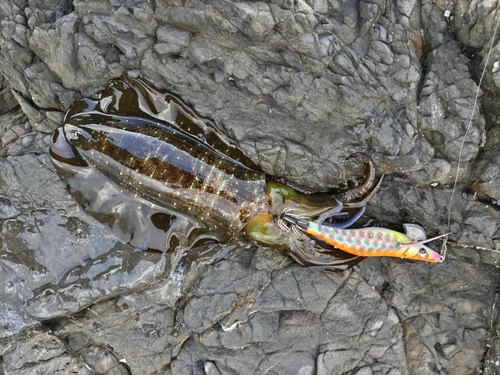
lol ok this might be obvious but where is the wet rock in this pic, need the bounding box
[44,248,404,374]
[1,0,500,374]
[418,40,485,164]
[1,328,93,374]
[0,196,20,220]
[381,256,500,375]
[0,152,170,332]
[0,88,18,115]
[470,127,500,202]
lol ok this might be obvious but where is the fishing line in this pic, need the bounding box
[441,13,500,260]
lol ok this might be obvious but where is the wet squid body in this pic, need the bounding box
[50,77,441,271]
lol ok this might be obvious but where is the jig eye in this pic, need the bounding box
[418,248,427,258]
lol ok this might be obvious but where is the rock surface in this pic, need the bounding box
[1,0,500,374]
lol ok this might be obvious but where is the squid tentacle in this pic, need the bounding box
[286,237,361,272]
[337,152,377,202]
[342,173,384,209]
[318,206,366,229]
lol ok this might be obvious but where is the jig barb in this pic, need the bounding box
[282,214,445,263]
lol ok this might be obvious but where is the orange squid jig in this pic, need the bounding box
[282,214,446,262]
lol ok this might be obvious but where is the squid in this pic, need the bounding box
[49,76,437,271]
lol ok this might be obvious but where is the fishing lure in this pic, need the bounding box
[281,214,446,262]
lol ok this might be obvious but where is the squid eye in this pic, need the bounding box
[418,248,427,258]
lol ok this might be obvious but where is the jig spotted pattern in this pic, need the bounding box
[282,214,444,262]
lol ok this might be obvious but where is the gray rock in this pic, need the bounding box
[1,328,93,374]
[0,88,18,115]
[470,127,500,202]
